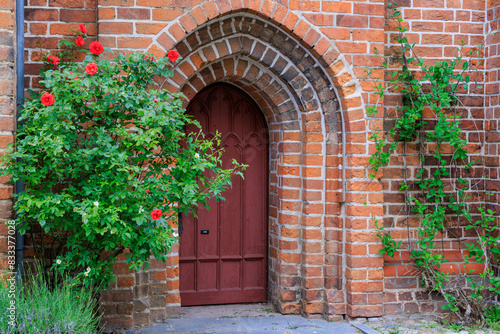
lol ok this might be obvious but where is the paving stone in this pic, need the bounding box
[166,317,246,332]
[350,321,382,334]
[137,314,361,333]
[308,319,360,333]
[138,323,173,333]
[238,315,313,331]
[291,329,350,334]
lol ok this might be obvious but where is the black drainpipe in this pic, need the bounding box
[14,0,24,284]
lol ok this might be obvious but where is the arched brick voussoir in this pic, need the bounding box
[153,8,374,179]
[159,12,370,140]
[168,54,306,132]
[170,44,333,132]
[170,15,336,102]
[182,0,344,70]
[157,16,340,98]
[190,40,319,114]
[140,1,366,137]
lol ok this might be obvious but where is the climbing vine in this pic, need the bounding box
[368,3,500,326]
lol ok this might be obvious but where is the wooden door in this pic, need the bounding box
[179,83,268,306]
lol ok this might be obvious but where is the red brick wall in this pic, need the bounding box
[485,0,500,282]
[486,1,500,201]
[7,0,497,331]
[381,0,491,315]
[24,0,97,91]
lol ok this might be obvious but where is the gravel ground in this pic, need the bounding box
[361,315,500,334]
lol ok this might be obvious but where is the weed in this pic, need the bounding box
[388,326,400,334]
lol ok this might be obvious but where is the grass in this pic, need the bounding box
[0,275,15,334]
[485,306,500,331]
[487,321,500,331]
[442,320,483,334]
[423,322,438,329]
[388,326,400,334]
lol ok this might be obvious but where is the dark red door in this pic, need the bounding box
[179,83,268,306]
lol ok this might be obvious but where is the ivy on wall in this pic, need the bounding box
[368,3,500,326]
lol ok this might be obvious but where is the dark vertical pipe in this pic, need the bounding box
[14,0,24,284]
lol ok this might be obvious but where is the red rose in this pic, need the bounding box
[80,24,87,34]
[76,36,85,47]
[150,209,162,220]
[41,92,55,106]
[167,50,179,62]
[89,41,103,55]
[47,55,59,66]
[86,62,98,75]
[146,189,150,194]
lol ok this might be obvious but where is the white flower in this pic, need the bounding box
[173,231,179,238]
[84,272,89,276]
[139,206,144,213]
[93,201,99,207]
[56,259,61,264]
[194,153,200,158]
[56,200,60,204]
[86,267,91,273]
[73,207,78,212]
[111,229,116,234]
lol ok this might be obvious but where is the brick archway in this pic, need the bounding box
[99,2,385,329]
[152,10,384,319]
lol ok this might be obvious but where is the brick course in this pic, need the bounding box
[0,0,493,331]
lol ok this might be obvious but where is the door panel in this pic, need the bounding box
[179,83,268,306]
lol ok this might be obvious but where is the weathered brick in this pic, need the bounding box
[60,9,96,22]
[99,22,133,34]
[117,8,150,20]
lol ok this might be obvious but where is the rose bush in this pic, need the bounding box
[3,27,245,289]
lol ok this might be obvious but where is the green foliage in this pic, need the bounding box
[370,2,500,327]
[485,306,500,330]
[388,326,400,334]
[485,306,500,323]
[2,30,245,289]
[0,266,102,333]
[375,218,402,257]
[443,320,468,332]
